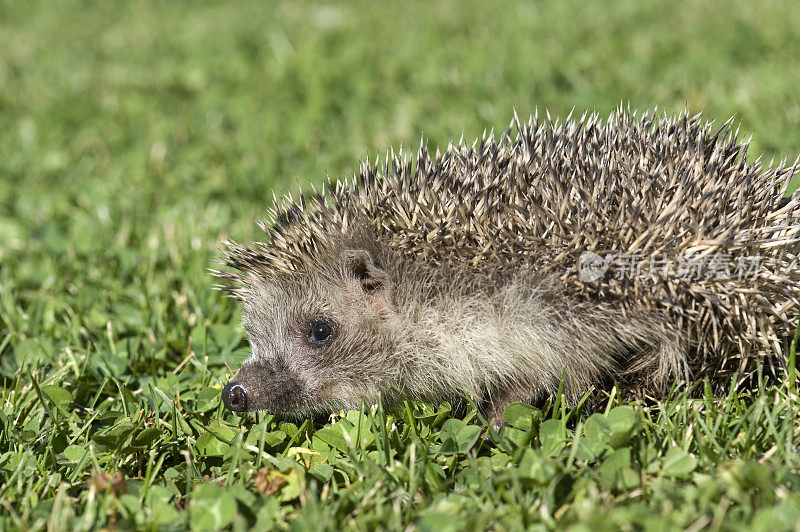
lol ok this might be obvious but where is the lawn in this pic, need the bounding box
[1,0,799,529]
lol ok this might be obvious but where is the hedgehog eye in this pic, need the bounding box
[308,320,334,344]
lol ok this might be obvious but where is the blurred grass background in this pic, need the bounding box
[3,1,800,264]
[1,0,800,529]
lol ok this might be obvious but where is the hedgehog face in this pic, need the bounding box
[222,249,403,416]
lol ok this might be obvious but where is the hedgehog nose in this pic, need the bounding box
[222,382,249,412]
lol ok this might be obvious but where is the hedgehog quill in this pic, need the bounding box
[215,109,800,424]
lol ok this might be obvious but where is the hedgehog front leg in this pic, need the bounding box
[482,385,541,431]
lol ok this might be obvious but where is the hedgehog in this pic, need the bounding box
[214,108,800,426]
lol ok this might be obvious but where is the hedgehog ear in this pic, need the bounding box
[343,249,387,293]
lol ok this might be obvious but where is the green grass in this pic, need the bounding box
[2,0,800,529]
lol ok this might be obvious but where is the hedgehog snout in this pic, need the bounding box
[222,382,249,412]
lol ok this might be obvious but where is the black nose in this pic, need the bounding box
[222,382,249,412]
